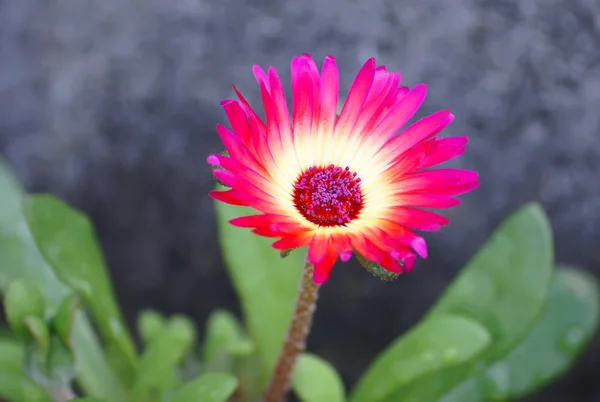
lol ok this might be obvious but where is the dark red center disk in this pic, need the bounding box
[293,164,363,226]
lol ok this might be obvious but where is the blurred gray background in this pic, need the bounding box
[1,0,599,400]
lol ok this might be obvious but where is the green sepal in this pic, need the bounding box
[355,253,401,281]
[280,249,295,259]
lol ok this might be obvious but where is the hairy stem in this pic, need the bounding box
[262,254,320,402]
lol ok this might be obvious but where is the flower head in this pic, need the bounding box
[209,54,478,284]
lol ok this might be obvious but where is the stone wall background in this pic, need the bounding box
[1,0,599,400]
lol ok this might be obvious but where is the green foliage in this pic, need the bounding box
[0,159,127,401]
[0,157,598,402]
[350,315,491,402]
[0,336,52,401]
[137,310,167,344]
[202,309,254,372]
[24,195,137,368]
[4,280,46,335]
[133,315,197,399]
[292,353,346,402]
[351,203,598,402]
[438,266,599,401]
[214,196,305,383]
[170,372,238,402]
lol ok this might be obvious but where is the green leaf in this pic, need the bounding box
[439,266,600,402]
[0,336,52,402]
[4,280,46,334]
[214,199,305,381]
[0,159,70,312]
[0,369,52,402]
[137,310,166,345]
[292,353,346,402]
[133,315,197,398]
[24,194,137,367]
[385,203,554,401]
[171,372,238,402]
[24,335,77,393]
[70,311,129,401]
[350,315,491,402]
[51,294,80,348]
[69,398,107,402]
[203,309,254,371]
[24,316,51,357]
[0,336,23,373]
[0,159,127,400]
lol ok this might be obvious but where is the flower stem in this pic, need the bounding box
[262,253,320,402]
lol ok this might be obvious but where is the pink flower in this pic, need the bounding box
[209,54,478,284]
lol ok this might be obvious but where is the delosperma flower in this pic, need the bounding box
[208,54,479,284]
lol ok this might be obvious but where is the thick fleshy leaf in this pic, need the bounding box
[382,203,554,401]
[0,159,127,401]
[292,353,346,402]
[23,194,137,368]
[133,315,196,398]
[438,266,599,402]
[4,280,45,334]
[137,309,167,345]
[202,309,254,371]
[350,315,490,402]
[214,195,305,382]
[171,372,238,402]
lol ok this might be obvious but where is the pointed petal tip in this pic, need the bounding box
[411,237,428,259]
[207,154,220,165]
[340,250,353,262]
[220,99,236,107]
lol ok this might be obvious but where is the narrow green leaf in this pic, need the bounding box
[133,315,197,398]
[171,372,238,402]
[137,310,166,344]
[350,315,490,402]
[24,194,137,367]
[214,199,305,382]
[4,280,46,334]
[70,311,129,401]
[292,353,346,402]
[384,203,554,401]
[0,160,127,401]
[52,294,80,348]
[203,309,254,371]
[439,266,600,402]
